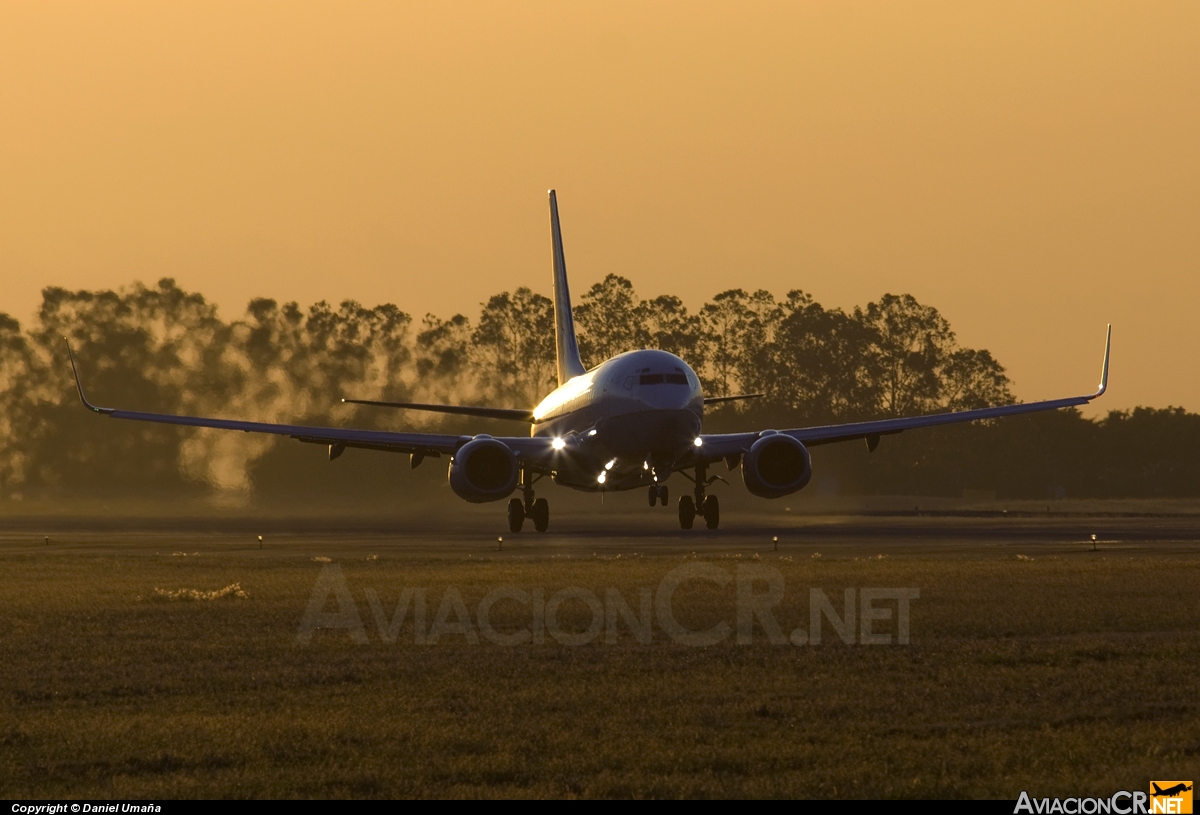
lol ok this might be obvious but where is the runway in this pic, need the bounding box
[3,511,1199,559]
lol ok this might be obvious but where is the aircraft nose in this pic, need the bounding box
[636,383,697,412]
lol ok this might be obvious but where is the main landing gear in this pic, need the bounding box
[677,460,720,530]
[508,471,549,533]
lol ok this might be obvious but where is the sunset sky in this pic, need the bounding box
[1,1,1196,415]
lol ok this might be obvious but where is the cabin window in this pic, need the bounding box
[639,373,689,385]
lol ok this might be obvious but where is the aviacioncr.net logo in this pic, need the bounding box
[1150,782,1193,815]
[1015,784,1194,815]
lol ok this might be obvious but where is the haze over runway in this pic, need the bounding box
[1,1,1197,414]
[5,509,1200,559]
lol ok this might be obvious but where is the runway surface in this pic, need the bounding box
[3,511,1199,559]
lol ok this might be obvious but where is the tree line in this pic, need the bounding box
[0,276,1196,504]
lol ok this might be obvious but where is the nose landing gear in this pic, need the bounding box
[678,460,721,530]
[648,484,669,507]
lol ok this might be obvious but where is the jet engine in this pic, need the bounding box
[741,432,812,499]
[448,436,520,503]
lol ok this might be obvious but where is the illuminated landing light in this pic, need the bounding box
[653,476,658,482]
[693,437,704,447]
[643,461,649,470]
[588,429,597,437]
[605,458,617,471]
[597,472,607,484]
[551,437,566,450]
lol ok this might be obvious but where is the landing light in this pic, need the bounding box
[551,437,566,450]
[604,458,616,471]
[597,472,606,484]
[693,437,704,447]
[588,429,597,437]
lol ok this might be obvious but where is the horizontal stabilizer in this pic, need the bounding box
[342,398,534,423]
[704,393,764,405]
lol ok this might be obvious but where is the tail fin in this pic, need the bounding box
[549,190,587,384]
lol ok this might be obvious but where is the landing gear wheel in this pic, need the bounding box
[531,498,550,532]
[648,485,658,507]
[507,498,525,533]
[678,495,696,529]
[659,485,668,505]
[701,494,720,530]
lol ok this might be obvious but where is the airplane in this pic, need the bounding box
[1152,784,1192,797]
[66,190,1111,533]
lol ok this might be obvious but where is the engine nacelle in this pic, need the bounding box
[448,436,520,503]
[741,432,812,499]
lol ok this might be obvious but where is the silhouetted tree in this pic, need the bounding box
[698,289,777,397]
[472,288,555,405]
[857,293,1012,415]
[21,279,226,495]
[574,274,649,366]
[767,291,879,423]
[413,313,472,399]
[640,294,704,368]
[0,313,35,489]
[0,276,1193,504]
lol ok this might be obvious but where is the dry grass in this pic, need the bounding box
[1,545,1198,798]
[151,583,248,602]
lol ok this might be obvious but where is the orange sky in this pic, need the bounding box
[1,1,1197,415]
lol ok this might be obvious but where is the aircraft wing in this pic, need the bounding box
[66,342,554,462]
[695,325,1111,461]
[341,397,534,422]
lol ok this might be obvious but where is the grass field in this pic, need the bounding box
[2,530,1198,798]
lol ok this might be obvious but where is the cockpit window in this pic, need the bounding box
[639,373,689,385]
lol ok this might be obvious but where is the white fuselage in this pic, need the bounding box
[530,349,704,491]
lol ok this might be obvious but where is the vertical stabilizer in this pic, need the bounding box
[549,190,587,384]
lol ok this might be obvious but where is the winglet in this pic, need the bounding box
[1092,324,1111,399]
[63,339,113,414]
